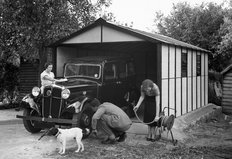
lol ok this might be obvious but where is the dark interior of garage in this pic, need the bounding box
[60,41,159,88]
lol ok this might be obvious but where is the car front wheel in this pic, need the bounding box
[23,109,42,133]
[72,103,95,138]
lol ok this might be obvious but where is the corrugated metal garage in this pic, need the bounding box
[49,18,209,117]
[221,64,232,114]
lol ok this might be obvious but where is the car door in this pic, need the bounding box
[100,62,118,104]
[115,61,129,107]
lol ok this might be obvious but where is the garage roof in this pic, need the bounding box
[221,64,232,75]
[50,18,209,52]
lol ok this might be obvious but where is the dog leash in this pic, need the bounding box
[38,128,51,140]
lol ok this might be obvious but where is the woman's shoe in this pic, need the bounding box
[151,135,161,142]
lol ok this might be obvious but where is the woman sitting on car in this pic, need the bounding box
[40,62,56,93]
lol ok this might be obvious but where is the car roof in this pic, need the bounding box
[65,56,133,64]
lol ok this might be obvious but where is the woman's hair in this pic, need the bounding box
[141,79,154,91]
[44,62,53,69]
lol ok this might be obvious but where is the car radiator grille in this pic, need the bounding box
[42,86,63,118]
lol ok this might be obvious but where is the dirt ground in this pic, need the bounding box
[0,114,232,159]
[46,114,232,159]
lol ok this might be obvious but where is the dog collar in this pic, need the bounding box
[55,131,61,137]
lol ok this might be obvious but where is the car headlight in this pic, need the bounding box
[32,87,40,97]
[61,89,70,99]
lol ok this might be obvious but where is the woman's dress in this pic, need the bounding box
[143,94,158,126]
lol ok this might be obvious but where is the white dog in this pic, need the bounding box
[47,127,84,154]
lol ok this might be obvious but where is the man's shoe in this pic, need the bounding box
[117,132,127,142]
[101,138,116,144]
[146,137,152,141]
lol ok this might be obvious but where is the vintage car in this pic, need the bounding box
[16,56,139,137]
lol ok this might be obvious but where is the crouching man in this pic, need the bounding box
[91,101,132,144]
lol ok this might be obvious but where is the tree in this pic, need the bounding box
[0,0,113,95]
[154,2,225,71]
[0,0,112,65]
[216,2,232,71]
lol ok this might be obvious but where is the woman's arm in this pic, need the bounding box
[42,72,56,82]
[155,95,160,118]
[43,75,55,81]
[154,84,160,120]
[134,91,145,110]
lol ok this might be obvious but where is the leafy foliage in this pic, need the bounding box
[0,0,112,62]
[216,6,232,71]
[0,61,19,105]
[154,2,226,71]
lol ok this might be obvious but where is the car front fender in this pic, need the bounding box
[20,94,41,115]
[64,96,91,113]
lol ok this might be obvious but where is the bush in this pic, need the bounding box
[0,62,20,109]
[208,71,222,106]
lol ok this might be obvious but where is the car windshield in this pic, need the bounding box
[64,63,101,79]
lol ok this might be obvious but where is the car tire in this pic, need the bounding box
[72,103,95,138]
[23,108,42,133]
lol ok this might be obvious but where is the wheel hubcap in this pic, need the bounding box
[81,113,90,127]
[29,110,38,126]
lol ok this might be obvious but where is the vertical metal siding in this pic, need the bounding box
[176,48,182,116]
[205,53,208,104]
[174,46,177,117]
[160,44,208,117]
[161,44,169,114]
[180,47,183,115]
[186,49,188,113]
[191,49,194,111]
[222,70,232,114]
[196,51,198,109]
[168,45,170,115]
[192,50,197,110]
[169,46,176,116]
[101,24,103,43]
[157,43,162,114]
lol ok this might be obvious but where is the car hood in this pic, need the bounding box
[56,78,98,88]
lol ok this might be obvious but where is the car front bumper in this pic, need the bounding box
[16,115,75,124]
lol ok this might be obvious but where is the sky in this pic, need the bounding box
[101,0,226,32]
